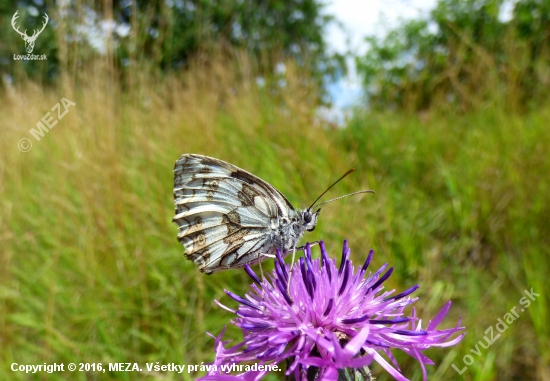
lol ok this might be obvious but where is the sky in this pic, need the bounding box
[325,0,438,55]
[323,0,438,112]
[323,0,518,113]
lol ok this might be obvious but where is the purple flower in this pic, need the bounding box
[200,241,465,381]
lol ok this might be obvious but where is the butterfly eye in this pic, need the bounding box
[303,213,312,223]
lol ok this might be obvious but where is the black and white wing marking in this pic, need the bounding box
[173,154,296,274]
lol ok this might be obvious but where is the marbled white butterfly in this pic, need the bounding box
[173,154,372,274]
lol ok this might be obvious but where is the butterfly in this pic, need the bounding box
[173,154,372,274]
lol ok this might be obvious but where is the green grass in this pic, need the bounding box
[1,61,548,380]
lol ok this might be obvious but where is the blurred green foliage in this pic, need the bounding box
[0,0,344,92]
[1,0,550,380]
[357,0,550,111]
[1,60,549,379]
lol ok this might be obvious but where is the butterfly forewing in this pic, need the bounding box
[173,154,298,273]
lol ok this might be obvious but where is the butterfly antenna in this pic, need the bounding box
[312,190,375,210]
[308,169,356,210]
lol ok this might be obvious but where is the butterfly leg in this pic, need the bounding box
[257,253,275,298]
[260,253,276,259]
[258,260,265,296]
[286,241,319,295]
[258,252,276,285]
[286,245,297,296]
[295,241,320,251]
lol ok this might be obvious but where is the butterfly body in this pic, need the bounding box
[173,154,319,274]
[269,209,319,253]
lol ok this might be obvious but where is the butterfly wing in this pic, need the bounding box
[173,154,296,273]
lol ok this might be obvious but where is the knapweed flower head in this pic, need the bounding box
[200,241,465,381]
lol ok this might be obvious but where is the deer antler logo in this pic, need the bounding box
[11,11,49,54]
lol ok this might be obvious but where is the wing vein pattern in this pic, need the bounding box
[173,154,295,273]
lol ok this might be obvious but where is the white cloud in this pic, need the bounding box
[323,0,438,110]
[325,0,438,55]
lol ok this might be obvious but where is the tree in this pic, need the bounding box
[356,0,550,112]
[0,0,344,92]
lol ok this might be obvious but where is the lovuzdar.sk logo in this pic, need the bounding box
[11,10,49,60]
